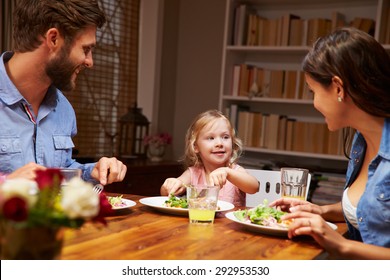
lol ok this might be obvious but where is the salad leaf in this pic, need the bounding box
[233,209,248,221]
[234,199,287,226]
[164,193,188,208]
[107,195,125,207]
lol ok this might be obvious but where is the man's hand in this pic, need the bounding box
[7,163,46,180]
[91,157,127,185]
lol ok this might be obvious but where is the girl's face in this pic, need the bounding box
[306,74,347,131]
[194,118,233,168]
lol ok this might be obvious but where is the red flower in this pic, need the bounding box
[2,197,28,222]
[92,193,113,225]
[35,169,63,189]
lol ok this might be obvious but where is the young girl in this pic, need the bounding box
[160,109,259,207]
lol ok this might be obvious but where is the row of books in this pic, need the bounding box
[233,4,375,46]
[383,7,390,44]
[311,174,346,205]
[229,109,344,156]
[230,64,312,100]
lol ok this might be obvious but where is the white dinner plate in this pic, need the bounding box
[108,197,136,210]
[225,211,338,237]
[139,196,235,216]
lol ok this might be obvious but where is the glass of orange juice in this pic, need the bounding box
[186,185,219,225]
[281,167,309,200]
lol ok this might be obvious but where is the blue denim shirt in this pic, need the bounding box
[0,52,95,182]
[344,118,390,247]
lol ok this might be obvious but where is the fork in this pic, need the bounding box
[92,184,104,194]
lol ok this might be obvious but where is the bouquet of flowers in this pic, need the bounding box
[143,132,172,148]
[0,168,112,229]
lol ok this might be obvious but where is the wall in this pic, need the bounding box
[138,0,164,128]
[138,0,226,160]
[139,0,226,160]
[155,0,180,159]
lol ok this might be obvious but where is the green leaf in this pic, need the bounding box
[233,210,247,221]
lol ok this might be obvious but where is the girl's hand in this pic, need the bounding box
[209,167,229,187]
[161,178,186,196]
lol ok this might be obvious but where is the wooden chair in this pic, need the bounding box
[245,169,311,207]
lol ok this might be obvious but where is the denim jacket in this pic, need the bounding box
[344,118,390,247]
[0,52,95,182]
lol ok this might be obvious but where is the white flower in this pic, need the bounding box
[60,177,99,219]
[0,178,38,207]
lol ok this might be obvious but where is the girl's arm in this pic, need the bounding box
[210,166,259,194]
[226,166,259,193]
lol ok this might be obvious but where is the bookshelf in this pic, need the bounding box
[219,0,390,173]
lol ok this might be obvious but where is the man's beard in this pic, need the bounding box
[45,47,79,93]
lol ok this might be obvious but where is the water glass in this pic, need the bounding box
[281,167,309,200]
[60,168,82,186]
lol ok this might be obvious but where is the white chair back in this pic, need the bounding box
[245,169,311,207]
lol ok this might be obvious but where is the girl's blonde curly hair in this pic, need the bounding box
[181,109,243,169]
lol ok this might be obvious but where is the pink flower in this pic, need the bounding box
[143,132,172,147]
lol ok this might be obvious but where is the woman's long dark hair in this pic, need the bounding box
[302,27,390,157]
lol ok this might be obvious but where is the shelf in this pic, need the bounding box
[222,96,314,105]
[222,98,321,120]
[239,149,348,174]
[237,0,377,6]
[244,146,347,161]
[226,45,310,53]
[219,0,389,173]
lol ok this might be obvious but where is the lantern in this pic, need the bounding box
[118,105,150,158]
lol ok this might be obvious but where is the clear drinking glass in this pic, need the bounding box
[281,167,309,200]
[186,185,219,225]
[60,168,82,186]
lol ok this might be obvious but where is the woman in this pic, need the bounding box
[270,27,390,259]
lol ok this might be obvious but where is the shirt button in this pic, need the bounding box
[1,145,7,152]
[359,217,363,222]
[380,193,385,199]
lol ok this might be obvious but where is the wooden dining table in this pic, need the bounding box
[60,193,348,260]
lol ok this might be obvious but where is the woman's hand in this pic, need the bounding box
[269,197,324,215]
[282,210,346,257]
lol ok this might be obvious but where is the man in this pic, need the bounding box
[0,0,127,185]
